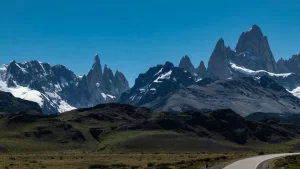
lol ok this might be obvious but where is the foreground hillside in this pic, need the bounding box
[0,91,42,114]
[0,103,299,154]
[0,103,300,168]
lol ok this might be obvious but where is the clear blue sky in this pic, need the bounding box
[1,0,299,86]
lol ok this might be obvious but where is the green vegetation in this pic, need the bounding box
[274,155,300,169]
[0,104,300,168]
[0,153,248,169]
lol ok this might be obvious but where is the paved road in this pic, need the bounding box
[223,153,300,169]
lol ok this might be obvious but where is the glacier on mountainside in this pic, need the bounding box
[230,62,292,78]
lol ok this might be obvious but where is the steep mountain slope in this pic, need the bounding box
[195,60,207,77]
[207,25,279,79]
[229,63,300,97]
[179,55,207,78]
[119,62,194,108]
[0,91,42,114]
[277,54,300,74]
[207,38,233,79]
[179,55,196,76]
[233,25,278,72]
[0,54,129,114]
[125,72,300,116]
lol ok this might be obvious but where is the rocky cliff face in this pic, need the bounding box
[277,54,300,74]
[103,65,115,95]
[0,54,129,114]
[114,70,130,97]
[195,61,207,78]
[205,25,282,79]
[119,61,194,107]
[233,25,278,73]
[207,38,233,79]
[179,55,196,76]
[120,24,300,115]
[277,58,290,73]
[135,76,300,115]
[86,55,105,105]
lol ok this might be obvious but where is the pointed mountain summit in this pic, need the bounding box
[207,38,233,79]
[277,54,300,74]
[119,61,194,106]
[86,54,104,104]
[114,70,129,97]
[164,61,174,69]
[179,55,196,76]
[87,54,103,84]
[0,54,130,114]
[277,58,290,73]
[234,25,278,72]
[195,60,207,77]
[103,64,115,94]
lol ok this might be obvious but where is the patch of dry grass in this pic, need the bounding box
[0,153,252,169]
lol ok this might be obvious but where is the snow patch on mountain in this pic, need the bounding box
[0,65,7,72]
[101,92,116,101]
[154,70,172,83]
[230,62,292,77]
[154,68,163,76]
[58,100,76,112]
[44,91,76,113]
[0,79,77,113]
[60,76,69,87]
[196,78,203,82]
[107,94,116,99]
[288,87,300,99]
[0,80,43,106]
[15,63,28,74]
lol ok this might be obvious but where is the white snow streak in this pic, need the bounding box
[288,87,300,99]
[0,81,43,106]
[154,68,163,76]
[154,70,172,83]
[230,62,292,78]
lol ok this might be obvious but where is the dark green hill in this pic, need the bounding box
[0,103,299,154]
[0,91,42,114]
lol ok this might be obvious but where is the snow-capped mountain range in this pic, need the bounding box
[2,24,300,116]
[0,55,129,114]
[120,25,300,115]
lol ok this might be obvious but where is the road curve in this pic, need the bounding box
[223,153,300,169]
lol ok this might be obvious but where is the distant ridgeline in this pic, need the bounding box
[1,25,300,116]
[0,55,129,114]
[120,25,300,116]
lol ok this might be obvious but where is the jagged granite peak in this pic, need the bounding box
[0,55,130,114]
[93,54,101,70]
[277,57,290,73]
[88,54,103,84]
[207,38,232,79]
[289,54,300,73]
[277,54,300,74]
[5,60,52,86]
[114,70,130,97]
[179,55,196,76]
[164,61,174,69]
[135,76,300,115]
[234,25,278,73]
[0,60,82,114]
[86,54,105,104]
[195,60,207,77]
[103,64,115,94]
[119,61,194,106]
